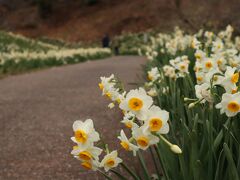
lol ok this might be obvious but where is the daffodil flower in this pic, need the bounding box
[202,58,217,72]
[99,74,115,95]
[220,66,239,93]
[216,92,240,117]
[194,49,206,62]
[142,105,169,134]
[119,88,153,120]
[71,119,100,145]
[71,143,102,161]
[132,127,159,150]
[195,83,213,103]
[80,160,100,171]
[147,67,161,81]
[100,150,123,172]
[163,65,177,79]
[147,88,158,97]
[118,130,139,156]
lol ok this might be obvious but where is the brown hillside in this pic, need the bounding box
[0,0,240,42]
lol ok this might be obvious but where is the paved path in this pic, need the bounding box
[0,56,147,180]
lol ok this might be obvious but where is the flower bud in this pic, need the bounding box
[108,103,115,109]
[147,88,157,97]
[188,103,195,108]
[170,145,182,154]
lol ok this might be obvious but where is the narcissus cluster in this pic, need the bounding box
[98,75,181,155]
[70,73,182,174]
[70,25,240,179]
[71,119,122,172]
[137,25,240,179]
[144,25,240,118]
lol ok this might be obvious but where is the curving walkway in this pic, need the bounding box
[0,56,147,180]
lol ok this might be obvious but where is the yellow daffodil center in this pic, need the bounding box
[128,98,143,111]
[125,122,133,129]
[116,98,121,104]
[105,92,112,99]
[149,118,163,132]
[227,101,240,112]
[231,63,237,67]
[231,73,239,83]
[213,76,218,82]
[98,83,104,90]
[217,59,222,65]
[75,130,88,143]
[191,42,195,48]
[205,62,212,69]
[197,77,203,82]
[79,151,92,161]
[198,67,202,71]
[148,74,153,81]
[81,161,92,170]
[180,65,186,70]
[195,67,202,72]
[73,145,78,150]
[195,54,201,60]
[105,158,115,167]
[232,89,237,94]
[120,141,130,151]
[137,136,149,147]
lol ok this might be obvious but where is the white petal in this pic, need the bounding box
[73,120,82,131]
[90,131,100,142]
[159,123,169,134]
[71,137,77,143]
[136,111,148,120]
[85,119,94,131]
[111,150,118,158]
[215,103,222,109]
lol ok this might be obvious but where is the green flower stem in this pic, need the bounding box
[223,143,240,180]
[213,118,231,152]
[149,146,162,179]
[154,145,170,180]
[110,169,128,180]
[208,109,214,180]
[159,135,172,147]
[137,150,151,180]
[121,163,141,180]
[105,144,110,154]
[178,154,187,180]
[97,169,113,180]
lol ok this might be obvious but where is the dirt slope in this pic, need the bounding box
[0,0,240,42]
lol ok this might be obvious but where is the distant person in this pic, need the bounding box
[102,34,110,48]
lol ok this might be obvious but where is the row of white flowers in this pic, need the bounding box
[4,31,59,50]
[0,48,112,65]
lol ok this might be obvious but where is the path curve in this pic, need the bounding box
[0,56,147,180]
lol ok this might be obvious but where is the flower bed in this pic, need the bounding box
[0,31,112,75]
[69,25,240,179]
